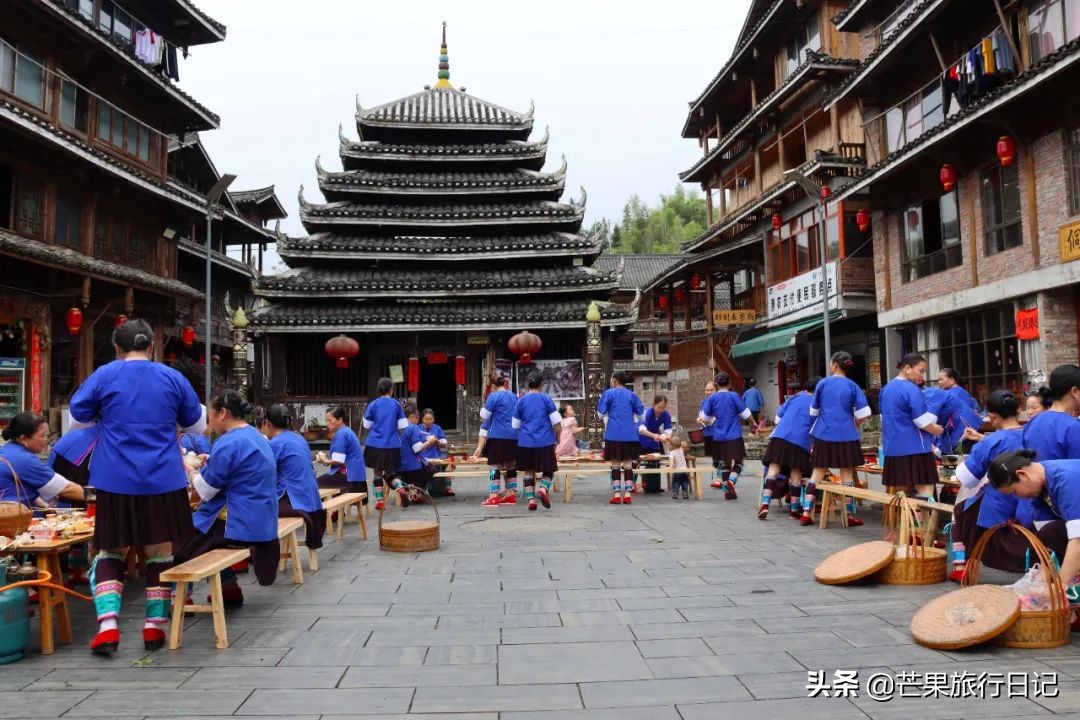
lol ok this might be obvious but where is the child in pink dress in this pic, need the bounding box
[555,404,585,457]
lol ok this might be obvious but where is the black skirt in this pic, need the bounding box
[516,445,558,476]
[278,496,327,551]
[951,494,1027,573]
[703,437,715,458]
[604,440,641,462]
[710,437,746,466]
[174,518,279,587]
[882,452,938,493]
[93,487,195,550]
[762,438,813,476]
[364,446,399,476]
[810,439,863,469]
[399,467,435,491]
[484,438,518,466]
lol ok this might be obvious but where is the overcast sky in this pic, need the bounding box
[186,0,751,265]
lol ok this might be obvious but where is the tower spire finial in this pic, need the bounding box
[434,21,453,89]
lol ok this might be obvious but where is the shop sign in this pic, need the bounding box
[30,325,41,413]
[1016,308,1039,341]
[767,263,838,322]
[1059,219,1080,263]
[466,334,490,345]
[713,309,758,325]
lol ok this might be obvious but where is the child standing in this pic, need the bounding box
[668,439,691,499]
[555,404,585,458]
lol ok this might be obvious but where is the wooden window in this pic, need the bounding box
[110,218,127,262]
[1027,0,1080,62]
[15,179,43,238]
[59,79,89,134]
[0,164,11,230]
[783,14,821,79]
[54,188,82,249]
[982,163,1023,255]
[901,191,963,281]
[0,39,45,109]
[65,0,95,21]
[1068,127,1080,215]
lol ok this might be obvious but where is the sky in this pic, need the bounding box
[185,0,752,268]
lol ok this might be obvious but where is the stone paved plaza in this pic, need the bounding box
[6,463,1080,719]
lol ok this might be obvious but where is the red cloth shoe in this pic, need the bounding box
[723,481,737,501]
[609,495,622,505]
[528,498,538,511]
[622,494,632,505]
[375,499,386,511]
[800,514,815,526]
[500,493,518,505]
[949,567,967,584]
[710,480,724,489]
[90,629,120,656]
[481,494,502,507]
[538,487,551,509]
[444,487,456,497]
[757,504,769,520]
[790,506,803,519]
[396,486,411,508]
[143,627,166,651]
[845,515,864,527]
[230,560,249,573]
[632,484,644,494]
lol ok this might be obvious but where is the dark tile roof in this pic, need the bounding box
[298,194,587,226]
[173,0,227,35]
[340,128,549,161]
[315,163,566,192]
[0,229,203,299]
[357,89,533,129]
[230,186,277,204]
[249,298,634,331]
[595,254,682,291]
[276,231,602,260]
[257,265,617,297]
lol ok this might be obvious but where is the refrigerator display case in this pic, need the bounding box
[0,358,25,434]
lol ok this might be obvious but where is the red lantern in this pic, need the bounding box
[211,354,220,367]
[65,307,83,335]
[940,163,956,192]
[407,356,419,392]
[674,287,686,303]
[508,331,542,363]
[690,274,702,290]
[455,355,466,385]
[181,326,195,348]
[114,314,128,328]
[657,295,669,310]
[856,209,870,233]
[819,185,832,201]
[324,334,359,369]
[771,213,783,230]
[199,354,206,366]
[997,135,1016,167]
[165,352,177,362]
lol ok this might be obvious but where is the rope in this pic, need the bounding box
[0,570,94,602]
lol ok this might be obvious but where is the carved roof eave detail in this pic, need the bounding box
[251,310,635,334]
[256,280,619,300]
[314,157,568,196]
[355,89,534,132]
[337,125,550,163]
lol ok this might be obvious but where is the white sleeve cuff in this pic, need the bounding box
[181,405,207,435]
[478,428,489,438]
[854,406,872,420]
[192,472,220,501]
[397,417,409,430]
[661,428,672,437]
[479,408,493,421]
[411,441,425,453]
[438,438,448,446]
[601,415,609,425]
[67,409,96,431]
[809,407,820,417]
[331,452,346,463]
[739,408,752,420]
[511,418,522,430]
[362,417,374,429]
[955,463,981,489]
[914,412,937,429]
[37,474,70,504]
[549,411,562,425]
[638,424,649,435]
[1035,520,1052,531]
[774,415,783,424]
[1068,519,1080,540]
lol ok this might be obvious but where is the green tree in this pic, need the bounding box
[608,186,706,254]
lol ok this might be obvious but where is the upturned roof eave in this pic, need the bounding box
[255,281,620,299]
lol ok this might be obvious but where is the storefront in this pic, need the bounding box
[0,296,49,433]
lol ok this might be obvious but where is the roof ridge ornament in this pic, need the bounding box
[315,155,327,178]
[573,186,588,209]
[525,99,535,119]
[297,185,311,212]
[556,154,568,177]
[355,95,365,116]
[338,123,349,145]
[434,21,453,89]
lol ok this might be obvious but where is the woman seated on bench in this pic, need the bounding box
[262,404,327,551]
[179,390,280,607]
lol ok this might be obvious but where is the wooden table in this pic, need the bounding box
[557,465,710,503]
[1,532,93,655]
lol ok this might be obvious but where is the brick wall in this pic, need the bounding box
[1040,287,1079,370]
[670,363,714,431]
[1035,130,1071,267]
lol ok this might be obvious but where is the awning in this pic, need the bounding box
[729,311,842,359]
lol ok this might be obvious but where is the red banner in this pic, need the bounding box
[1016,308,1039,341]
[407,357,419,393]
[455,355,466,385]
[29,324,41,413]
[427,351,448,364]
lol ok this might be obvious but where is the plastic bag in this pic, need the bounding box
[1008,564,1057,611]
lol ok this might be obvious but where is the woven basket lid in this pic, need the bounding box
[382,520,438,532]
[910,585,1021,650]
[814,541,896,585]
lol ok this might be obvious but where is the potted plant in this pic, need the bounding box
[303,416,327,442]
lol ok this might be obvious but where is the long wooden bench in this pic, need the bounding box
[276,517,307,583]
[817,482,954,538]
[558,466,711,503]
[161,547,251,650]
[324,492,367,541]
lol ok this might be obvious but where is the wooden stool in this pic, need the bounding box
[276,517,306,584]
[323,492,368,541]
[161,548,251,650]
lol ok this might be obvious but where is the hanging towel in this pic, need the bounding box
[981,37,996,75]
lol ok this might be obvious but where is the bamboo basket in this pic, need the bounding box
[0,458,32,538]
[379,488,440,553]
[875,496,947,585]
[963,521,1071,649]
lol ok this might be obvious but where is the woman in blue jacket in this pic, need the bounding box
[320,406,366,498]
[598,371,645,505]
[759,378,817,520]
[397,404,440,494]
[1,413,83,507]
[474,374,520,506]
[878,353,944,504]
[938,368,984,453]
[263,404,326,551]
[699,372,753,500]
[743,378,765,425]
[1020,364,1080,462]
[513,374,562,511]
[420,409,452,496]
[363,378,409,510]
[637,395,672,494]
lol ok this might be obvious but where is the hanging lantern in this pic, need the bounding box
[508,331,542,364]
[455,355,466,386]
[211,354,220,367]
[690,274,702,290]
[324,334,360,369]
[114,314,128,328]
[199,354,206,366]
[181,326,196,348]
[657,294,669,310]
[940,163,956,192]
[165,352,177,362]
[819,185,832,201]
[674,287,686,303]
[997,135,1016,167]
[771,213,783,230]
[407,356,419,392]
[856,209,871,233]
[65,307,83,335]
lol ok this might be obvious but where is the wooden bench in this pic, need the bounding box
[276,517,307,582]
[817,482,954,538]
[558,466,710,503]
[161,548,251,650]
[323,492,368,541]
[319,487,340,501]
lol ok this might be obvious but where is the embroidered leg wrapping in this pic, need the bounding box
[144,555,173,631]
[761,476,776,505]
[803,482,817,514]
[540,475,552,491]
[622,467,635,494]
[843,480,857,516]
[488,468,501,495]
[729,463,743,485]
[523,474,536,500]
[504,470,518,494]
[610,468,621,494]
[373,472,386,501]
[91,552,126,631]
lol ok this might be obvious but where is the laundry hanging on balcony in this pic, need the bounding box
[941,29,1016,114]
[134,28,163,65]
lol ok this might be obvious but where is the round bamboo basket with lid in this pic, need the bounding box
[963,521,1071,649]
[910,585,1020,650]
[875,497,947,585]
[379,488,440,553]
[0,458,32,538]
[814,541,896,585]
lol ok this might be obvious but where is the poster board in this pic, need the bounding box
[515,359,585,400]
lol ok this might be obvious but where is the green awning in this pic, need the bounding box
[729,311,842,359]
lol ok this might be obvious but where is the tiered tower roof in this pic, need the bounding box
[252,25,631,332]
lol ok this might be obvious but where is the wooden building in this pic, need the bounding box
[250,28,632,436]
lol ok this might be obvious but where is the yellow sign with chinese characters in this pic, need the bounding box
[1059,219,1080,263]
[713,309,758,325]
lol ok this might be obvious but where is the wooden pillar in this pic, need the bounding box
[777,131,787,173]
[705,182,714,226]
[705,269,715,367]
[754,146,762,195]
[830,104,841,152]
[882,215,893,311]
[683,278,691,333]
[750,77,758,109]
[1025,143,1040,267]
[666,285,674,337]
[967,173,978,287]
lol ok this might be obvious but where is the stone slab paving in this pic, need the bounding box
[8,462,1080,718]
